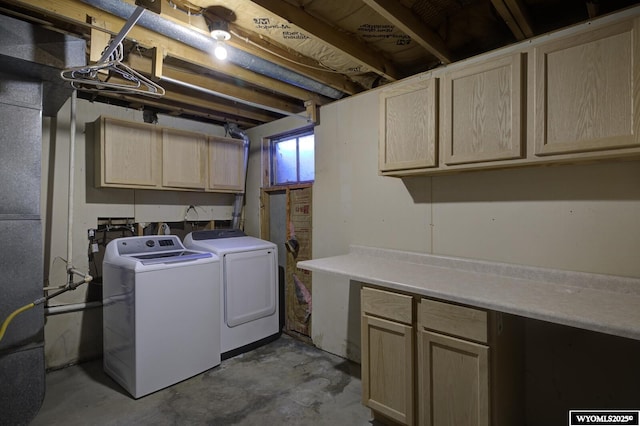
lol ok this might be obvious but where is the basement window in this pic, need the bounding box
[271,130,314,185]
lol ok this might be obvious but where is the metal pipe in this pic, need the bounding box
[98,5,146,63]
[225,123,250,230]
[161,75,307,118]
[81,0,345,100]
[67,90,76,273]
[45,301,102,316]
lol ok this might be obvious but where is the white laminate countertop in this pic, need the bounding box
[297,246,640,341]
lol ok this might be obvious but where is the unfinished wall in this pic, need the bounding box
[41,98,233,369]
[244,115,310,238]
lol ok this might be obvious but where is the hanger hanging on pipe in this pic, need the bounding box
[60,2,165,97]
[61,43,165,96]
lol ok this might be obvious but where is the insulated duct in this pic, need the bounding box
[81,0,345,100]
[225,123,250,230]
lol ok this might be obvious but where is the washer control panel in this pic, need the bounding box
[116,235,182,255]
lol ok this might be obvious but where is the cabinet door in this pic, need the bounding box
[362,314,414,425]
[533,18,640,155]
[162,128,207,189]
[443,54,524,165]
[379,77,438,172]
[418,330,489,426]
[98,117,160,188]
[208,136,245,192]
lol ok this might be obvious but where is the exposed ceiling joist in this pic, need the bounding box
[125,54,303,116]
[88,90,263,127]
[2,0,638,129]
[8,0,330,104]
[98,73,279,123]
[360,0,453,64]
[227,24,363,96]
[249,0,400,81]
[490,0,534,40]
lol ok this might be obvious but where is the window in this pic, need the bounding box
[271,130,314,185]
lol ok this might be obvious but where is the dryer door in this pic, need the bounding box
[223,248,277,327]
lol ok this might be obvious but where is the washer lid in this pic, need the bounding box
[190,229,246,240]
[129,250,212,265]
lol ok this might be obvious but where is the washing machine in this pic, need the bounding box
[184,229,280,358]
[102,235,221,398]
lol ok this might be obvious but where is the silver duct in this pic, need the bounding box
[81,0,345,100]
[225,123,250,230]
[161,75,307,118]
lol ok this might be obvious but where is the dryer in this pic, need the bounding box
[102,235,220,398]
[184,229,280,358]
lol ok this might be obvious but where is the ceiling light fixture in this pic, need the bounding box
[207,18,231,60]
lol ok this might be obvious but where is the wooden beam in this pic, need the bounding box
[147,0,363,95]
[491,0,534,41]
[505,0,534,38]
[227,24,363,96]
[8,0,329,104]
[250,0,399,81]
[151,86,280,123]
[586,1,600,19]
[151,47,163,79]
[361,0,453,65]
[94,89,268,128]
[125,54,304,115]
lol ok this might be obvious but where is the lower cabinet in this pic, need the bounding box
[361,285,523,426]
[361,286,414,425]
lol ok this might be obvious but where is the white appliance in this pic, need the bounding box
[102,235,221,398]
[184,229,280,358]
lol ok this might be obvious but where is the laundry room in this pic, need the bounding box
[2,1,640,425]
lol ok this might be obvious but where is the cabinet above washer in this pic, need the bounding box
[92,116,245,193]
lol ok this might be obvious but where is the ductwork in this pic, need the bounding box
[0,13,85,116]
[161,75,306,118]
[224,123,250,230]
[80,0,345,100]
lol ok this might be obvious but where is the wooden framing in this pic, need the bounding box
[362,0,453,64]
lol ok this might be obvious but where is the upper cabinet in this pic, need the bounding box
[94,117,161,189]
[379,9,640,177]
[443,53,524,165]
[162,128,207,190]
[93,116,246,193]
[533,19,640,156]
[379,76,438,172]
[208,136,245,192]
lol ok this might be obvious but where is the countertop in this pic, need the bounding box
[297,246,640,341]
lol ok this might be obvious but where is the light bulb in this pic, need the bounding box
[214,41,228,60]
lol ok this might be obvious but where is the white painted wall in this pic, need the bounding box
[278,86,640,363]
[41,98,233,369]
[41,75,640,375]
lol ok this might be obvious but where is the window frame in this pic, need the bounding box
[269,128,315,187]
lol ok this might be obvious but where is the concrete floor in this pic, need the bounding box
[31,335,374,426]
